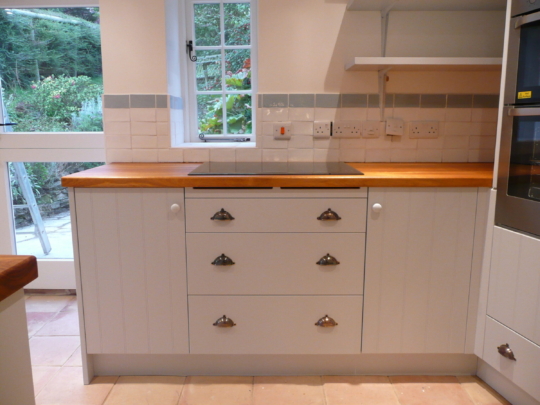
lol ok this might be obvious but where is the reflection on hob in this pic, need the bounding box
[188,162,364,176]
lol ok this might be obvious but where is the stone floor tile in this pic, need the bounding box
[26,312,56,337]
[105,376,185,405]
[29,336,80,366]
[457,376,511,405]
[35,310,80,336]
[390,376,476,405]
[323,375,400,405]
[179,376,253,405]
[31,366,61,397]
[64,346,83,367]
[253,376,325,405]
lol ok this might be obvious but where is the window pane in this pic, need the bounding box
[0,8,103,132]
[197,95,223,134]
[196,50,222,91]
[225,49,251,90]
[224,3,250,46]
[226,94,251,134]
[9,162,104,259]
[194,3,221,47]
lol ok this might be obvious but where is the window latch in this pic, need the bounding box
[186,40,197,62]
[0,123,17,126]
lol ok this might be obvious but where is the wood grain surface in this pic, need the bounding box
[61,162,494,188]
[0,255,38,302]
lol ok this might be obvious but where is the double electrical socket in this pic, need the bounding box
[409,121,440,139]
[329,120,381,139]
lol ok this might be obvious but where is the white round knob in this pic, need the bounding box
[170,204,181,213]
[372,203,383,213]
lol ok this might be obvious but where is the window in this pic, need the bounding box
[185,0,256,142]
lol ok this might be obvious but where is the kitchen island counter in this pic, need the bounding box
[62,162,493,188]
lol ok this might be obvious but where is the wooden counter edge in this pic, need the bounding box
[0,256,38,302]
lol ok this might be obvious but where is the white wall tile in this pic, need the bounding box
[157,135,171,148]
[156,109,171,122]
[469,135,496,149]
[340,139,366,149]
[365,149,391,162]
[158,148,184,162]
[288,108,314,121]
[184,148,210,162]
[106,148,133,163]
[210,148,236,162]
[288,149,314,162]
[263,149,288,162]
[340,108,367,121]
[468,149,495,162]
[105,135,131,149]
[288,135,313,149]
[418,108,446,121]
[261,108,289,122]
[390,134,417,149]
[263,135,288,149]
[445,108,472,122]
[442,149,468,162]
[262,123,274,135]
[314,108,339,121]
[293,121,314,135]
[314,138,340,149]
[314,149,340,162]
[471,108,498,123]
[130,108,156,122]
[132,149,158,162]
[104,121,130,135]
[236,148,262,162]
[103,108,130,122]
[132,136,158,149]
[365,135,393,149]
[470,122,498,136]
[131,122,157,136]
[340,148,365,162]
[390,149,417,162]
[445,122,472,136]
[366,108,381,121]
[392,108,421,122]
[417,138,444,149]
[416,149,443,162]
[444,136,469,149]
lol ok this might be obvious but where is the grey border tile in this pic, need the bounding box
[341,94,367,108]
[421,94,447,108]
[289,94,315,108]
[473,94,499,108]
[394,94,420,108]
[156,95,168,108]
[258,94,263,107]
[447,94,473,108]
[368,94,379,108]
[131,94,156,108]
[263,94,288,108]
[316,94,341,108]
[385,94,394,108]
[103,95,130,109]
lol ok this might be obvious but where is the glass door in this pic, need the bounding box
[0,4,104,288]
[515,12,540,104]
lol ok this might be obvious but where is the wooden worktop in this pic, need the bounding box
[61,162,494,188]
[0,256,38,302]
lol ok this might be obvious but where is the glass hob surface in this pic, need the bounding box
[188,162,364,176]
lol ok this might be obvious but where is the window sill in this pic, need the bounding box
[174,141,257,149]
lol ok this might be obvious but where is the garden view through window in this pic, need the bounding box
[191,1,253,139]
[0,7,102,132]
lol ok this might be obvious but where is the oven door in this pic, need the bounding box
[505,9,540,105]
[496,106,540,236]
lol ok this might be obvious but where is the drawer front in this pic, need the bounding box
[187,233,365,295]
[189,295,363,354]
[185,199,367,233]
[483,316,540,402]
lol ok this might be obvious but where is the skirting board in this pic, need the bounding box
[477,359,540,405]
[91,353,477,377]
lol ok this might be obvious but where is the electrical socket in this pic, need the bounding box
[362,121,381,138]
[313,121,331,138]
[385,118,405,136]
[409,121,439,139]
[333,120,361,138]
[273,122,292,140]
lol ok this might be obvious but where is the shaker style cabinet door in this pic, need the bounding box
[363,188,478,353]
[74,188,188,354]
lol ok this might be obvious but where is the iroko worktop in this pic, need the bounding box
[0,256,38,302]
[62,163,494,188]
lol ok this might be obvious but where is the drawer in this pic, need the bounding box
[185,198,367,233]
[483,316,540,402]
[189,295,363,354]
[187,233,365,295]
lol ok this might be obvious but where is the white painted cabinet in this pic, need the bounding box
[74,188,188,354]
[363,188,479,353]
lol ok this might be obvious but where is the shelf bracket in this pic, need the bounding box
[378,67,391,122]
[380,1,397,57]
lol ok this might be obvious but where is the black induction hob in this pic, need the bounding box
[188,162,363,176]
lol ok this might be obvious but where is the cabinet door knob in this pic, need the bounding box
[497,343,517,361]
[170,204,181,213]
[372,203,383,213]
[211,254,235,266]
[316,253,340,266]
[211,208,235,221]
[315,314,338,327]
[213,315,236,327]
[317,208,341,221]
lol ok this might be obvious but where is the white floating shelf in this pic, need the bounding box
[346,0,507,12]
[345,57,503,72]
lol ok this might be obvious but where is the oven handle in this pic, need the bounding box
[515,10,540,29]
[508,107,540,117]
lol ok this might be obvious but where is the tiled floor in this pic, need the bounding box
[26,294,512,405]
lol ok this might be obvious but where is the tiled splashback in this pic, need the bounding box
[103,93,498,164]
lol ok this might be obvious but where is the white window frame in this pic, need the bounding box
[183,0,258,143]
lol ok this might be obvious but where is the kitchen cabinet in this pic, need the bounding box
[363,188,479,353]
[74,188,188,354]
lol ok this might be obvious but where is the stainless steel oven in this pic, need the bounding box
[497,0,540,237]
